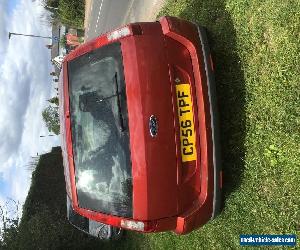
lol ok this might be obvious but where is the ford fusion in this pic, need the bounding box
[59,16,222,235]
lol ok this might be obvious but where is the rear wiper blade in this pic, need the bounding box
[113,72,125,132]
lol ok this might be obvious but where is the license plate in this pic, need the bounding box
[175,84,196,162]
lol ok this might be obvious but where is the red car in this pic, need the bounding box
[59,16,222,236]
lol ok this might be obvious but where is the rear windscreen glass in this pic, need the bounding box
[67,42,132,218]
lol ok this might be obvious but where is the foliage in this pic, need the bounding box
[48,96,59,106]
[0,199,20,250]
[59,35,67,48]
[43,0,59,9]
[58,0,85,28]
[42,0,84,28]
[42,105,60,135]
[0,221,19,250]
[41,0,59,24]
[0,224,19,250]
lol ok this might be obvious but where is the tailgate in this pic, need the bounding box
[121,23,178,221]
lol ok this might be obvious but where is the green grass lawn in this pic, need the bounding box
[107,0,300,249]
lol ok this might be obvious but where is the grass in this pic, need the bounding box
[113,0,300,249]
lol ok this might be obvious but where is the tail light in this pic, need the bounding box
[107,24,143,42]
[120,219,157,232]
[121,220,144,231]
[107,27,131,41]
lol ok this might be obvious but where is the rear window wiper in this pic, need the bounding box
[113,72,125,132]
[96,73,125,132]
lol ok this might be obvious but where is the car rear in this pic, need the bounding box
[60,16,221,235]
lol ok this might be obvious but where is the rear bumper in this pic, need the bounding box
[159,16,222,234]
[197,26,222,220]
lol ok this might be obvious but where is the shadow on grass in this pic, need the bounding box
[163,0,247,199]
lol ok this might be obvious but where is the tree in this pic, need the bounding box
[0,220,19,250]
[42,0,59,9]
[42,105,60,135]
[40,0,60,26]
[42,0,85,28]
[0,199,20,250]
[58,0,85,28]
[60,35,67,48]
[47,97,59,106]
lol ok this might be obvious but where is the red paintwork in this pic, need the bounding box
[165,38,202,215]
[60,16,216,235]
[121,22,178,221]
[160,16,215,234]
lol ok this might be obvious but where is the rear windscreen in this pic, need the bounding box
[67,42,132,218]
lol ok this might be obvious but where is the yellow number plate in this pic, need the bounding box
[175,84,196,162]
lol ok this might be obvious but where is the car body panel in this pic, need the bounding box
[60,16,222,235]
[121,32,178,221]
[160,16,221,234]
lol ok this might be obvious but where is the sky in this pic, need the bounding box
[0,0,60,217]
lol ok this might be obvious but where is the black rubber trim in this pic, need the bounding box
[197,26,222,219]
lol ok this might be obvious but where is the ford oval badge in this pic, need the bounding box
[149,115,158,137]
